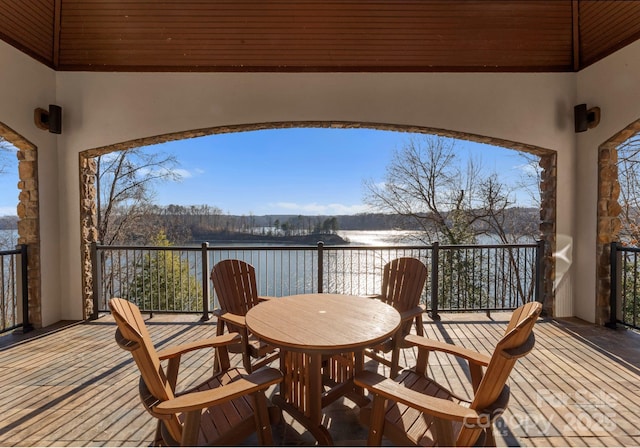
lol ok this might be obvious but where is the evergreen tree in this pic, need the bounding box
[127,231,202,311]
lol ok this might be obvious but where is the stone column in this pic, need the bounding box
[1,121,42,329]
[539,153,557,316]
[596,121,640,326]
[80,157,99,319]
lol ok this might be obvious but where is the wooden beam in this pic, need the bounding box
[53,0,62,68]
[572,0,581,71]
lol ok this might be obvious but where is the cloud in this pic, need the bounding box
[513,162,540,177]
[138,167,193,180]
[0,206,17,216]
[268,202,370,215]
[172,168,193,179]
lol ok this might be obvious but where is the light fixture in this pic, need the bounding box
[34,104,62,134]
[574,104,601,133]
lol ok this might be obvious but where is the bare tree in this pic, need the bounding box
[363,135,520,245]
[514,152,543,210]
[617,134,640,245]
[363,135,539,308]
[96,147,182,245]
[0,137,16,177]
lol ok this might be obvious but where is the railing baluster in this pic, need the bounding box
[430,242,440,321]
[317,242,324,293]
[91,242,100,320]
[535,239,544,304]
[201,242,209,320]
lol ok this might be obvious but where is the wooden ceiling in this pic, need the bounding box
[1,0,640,72]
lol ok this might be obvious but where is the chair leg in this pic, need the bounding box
[153,420,163,446]
[214,345,231,373]
[240,328,254,373]
[252,392,275,446]
[415,315,424,337]
[181,410,202,446]
[484,425,497,447]
[213,320,231,373]
[390,344,401,378]
[367,394,387,446]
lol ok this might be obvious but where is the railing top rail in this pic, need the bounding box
[613,243,640,253]
[95,241,539,252]
[96,244,323,251]
[96,244,203,251]
[0,248,21,256]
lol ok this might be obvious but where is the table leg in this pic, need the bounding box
[309,353,323,426]
[354,351,365,395]
[344,350,370,407]
[274,350,334,445]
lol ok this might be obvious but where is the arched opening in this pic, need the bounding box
[596,118,640,326]
[0,122,41,328]
[79,121,557,319]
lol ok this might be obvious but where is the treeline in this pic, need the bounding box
[0,215,17,230]
[104,204,539,245]
[117,206,410,241]
[1,205,539,241]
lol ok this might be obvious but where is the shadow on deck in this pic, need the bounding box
[1,312,640,446]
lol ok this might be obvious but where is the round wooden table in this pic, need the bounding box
[246,293,401,445]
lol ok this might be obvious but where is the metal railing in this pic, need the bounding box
[609,242,640,330]
[92,240,545,320]
[0,244,31,333]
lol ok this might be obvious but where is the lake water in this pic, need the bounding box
[337,230,425,246]
[95,227,537,313]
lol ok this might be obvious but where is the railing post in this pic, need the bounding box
[535,239,545,305]
[201,242,210,321]
[90,242,100,320]
[607,241,619,329]
[429,242,441,321]
[317,241,324,293]
[19,244,32,332]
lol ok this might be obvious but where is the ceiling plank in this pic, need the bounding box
[1,0,639,73]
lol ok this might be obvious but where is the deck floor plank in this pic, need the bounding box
[1,312,640,446]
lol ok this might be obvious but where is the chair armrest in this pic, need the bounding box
[355,371,487,425]
[154,367,283,414]
[399,305,424,322]
[258,296,277,301]
[363,294,382,299]
[215,311,246,328]
[405,334,491,366]
[157,333,242,360]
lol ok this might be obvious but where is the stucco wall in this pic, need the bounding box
[0,42,60,326]
[55,70,577,321]
[575,39,640,323]
[3,39,586,323]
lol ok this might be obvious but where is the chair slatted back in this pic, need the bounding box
[211,259,260,316]
[380,257,428,312]
[110,298,183,441]
[458,301,542,445]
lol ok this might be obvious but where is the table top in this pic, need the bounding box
[245,293,401,354]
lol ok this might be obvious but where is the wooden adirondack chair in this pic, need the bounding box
[110,298,283,446]
[355,301,542,447]
[366,257,428,377]
[210,259,279,373]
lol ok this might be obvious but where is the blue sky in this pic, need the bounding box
[0,128,536,217]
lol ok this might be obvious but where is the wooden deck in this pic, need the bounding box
[1,312,640,446]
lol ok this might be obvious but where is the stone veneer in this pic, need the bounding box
[0,123,41,328]
[596,119,640,325]
[79,122,557,318]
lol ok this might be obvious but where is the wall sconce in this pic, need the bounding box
[34,104,62,134]
[574,104,600,133]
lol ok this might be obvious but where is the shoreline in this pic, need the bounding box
[189,231,349,246]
